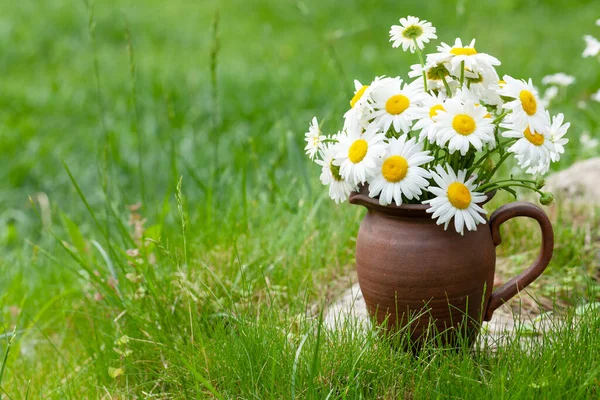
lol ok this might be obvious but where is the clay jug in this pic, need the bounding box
[349,186,554,348]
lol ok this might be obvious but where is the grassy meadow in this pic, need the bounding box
[1,0,600,397]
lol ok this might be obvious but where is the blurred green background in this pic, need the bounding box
[1,0,598,226]
[0,0,599,396]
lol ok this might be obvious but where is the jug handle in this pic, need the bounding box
[484,202,554,321]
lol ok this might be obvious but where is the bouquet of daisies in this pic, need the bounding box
[304,16,569,235]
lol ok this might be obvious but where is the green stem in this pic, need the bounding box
[460,60,465,87]
[413,39,428,92]
[441,75,452,96]
[485,178,538,186]
[479,182,545,196]
[492,110,509,125]
[481,151,512,182]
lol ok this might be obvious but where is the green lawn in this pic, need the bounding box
[1,0,599,397]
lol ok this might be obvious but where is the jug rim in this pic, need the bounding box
[349,184,496,217]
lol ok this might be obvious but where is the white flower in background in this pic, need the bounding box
[583,35,600,58]
[434,98,496,155]
[541,73,575,87]
[368,135,433,206]
[548,112,569,162]
[591,89,600,102]
[580,131,599,149]
[541,86,559,108]
[597,19,600,26]
[498,75,548,134]
[501,117,554,175]
[412,92,447,142]
[427,38,501,78]
[389,16,437,53]
[304,117,326,160]
[368,77,426,134]
[316,143,356,203]
[333,128,386,185]
[424,165,487,235]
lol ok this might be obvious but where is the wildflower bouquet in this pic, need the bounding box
[304,16,569,235]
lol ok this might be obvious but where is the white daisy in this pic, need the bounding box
[427,38,501,79]
[368,135,433,206]
[500,116,555,175]
[463,67,503,107]
[591,89,600,102]
[423,165,487,235]
[411,92,447,142]
[333,128,386,185]
[541,86,559,108]
[316,143,356,203]
[368,77,426,134]
[498,75,548,134]
[547,112,569,162]
[541,73,575,87]
[389,16,437,53]
[580,132,599,149]
[433,98,496,155]
[583,35,600,58]
[304,117,326,160]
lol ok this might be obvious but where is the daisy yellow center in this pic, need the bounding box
[452,114,476,135]
[381,155,409,183]
[524,127,545,146]
[350,85,369,108]
[519,90,537,116]
[385,94,410,115]
[348,139,368,163]
[450,47,477,56]
[429,104,445,119]
[447,182,472,210]
[401,25,423,39]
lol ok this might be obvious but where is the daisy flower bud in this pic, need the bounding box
[539,192,554,205]
[535,178,546,189]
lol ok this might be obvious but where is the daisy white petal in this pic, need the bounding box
[316,143,356,203]
[548,112,570,162]
[304,117,326,160]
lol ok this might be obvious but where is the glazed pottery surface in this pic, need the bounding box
[349,186,554,347]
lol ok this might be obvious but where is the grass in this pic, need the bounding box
[0,0,600,397]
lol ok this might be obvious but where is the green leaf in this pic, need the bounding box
[60,212,87,253]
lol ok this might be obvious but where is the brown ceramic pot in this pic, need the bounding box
[349,186,554,348]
